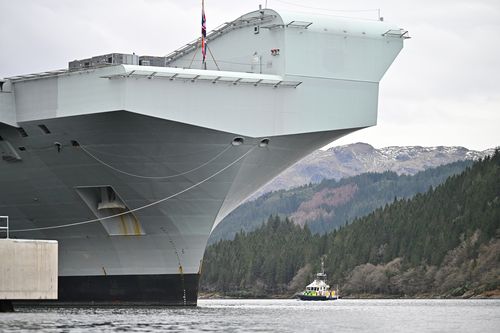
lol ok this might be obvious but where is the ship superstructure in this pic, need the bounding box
[0,8,407,305]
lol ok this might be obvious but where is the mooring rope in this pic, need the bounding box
[82,144,224,160]
[79,144,232,180]
[11,146,255,233]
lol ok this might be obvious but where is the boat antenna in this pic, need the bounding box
[321,257,325,274]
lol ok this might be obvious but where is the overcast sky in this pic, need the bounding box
[0,0,498,151]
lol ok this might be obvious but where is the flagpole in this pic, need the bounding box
[201,0,207,70]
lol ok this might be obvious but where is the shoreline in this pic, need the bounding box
[198,288,500,300]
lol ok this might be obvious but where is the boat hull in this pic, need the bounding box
[1,111,354,305]
[58,273,199,305]
[297,294,338,301]
[0,6,407,306]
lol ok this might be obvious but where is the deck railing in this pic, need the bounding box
[0,216,9,239]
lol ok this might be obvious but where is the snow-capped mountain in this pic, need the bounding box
[252,143,496,197]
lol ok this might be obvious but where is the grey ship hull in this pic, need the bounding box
[1,111,352,305]
[0,7,406,305]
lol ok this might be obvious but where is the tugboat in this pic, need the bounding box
[297,259,339,301]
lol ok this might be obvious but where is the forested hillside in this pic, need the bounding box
[201,150,500,298]
[210,160,473,243]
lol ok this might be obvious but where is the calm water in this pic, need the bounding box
[1,299,499,332]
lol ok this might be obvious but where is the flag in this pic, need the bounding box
[201,0,207,64]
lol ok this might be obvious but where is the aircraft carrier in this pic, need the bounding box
[0,8,408,305]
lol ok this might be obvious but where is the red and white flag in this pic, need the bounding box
[201,0,207,64]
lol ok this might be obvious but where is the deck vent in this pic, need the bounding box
[259,138,270,148]
[18,146,26,151]
[232,137,244,146]
[38,124,51,134]
[17,127,28,137]
[71,140,80,147]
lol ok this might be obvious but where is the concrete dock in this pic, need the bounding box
[0,238,58,311]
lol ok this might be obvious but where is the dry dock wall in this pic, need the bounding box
[0,239,58,300]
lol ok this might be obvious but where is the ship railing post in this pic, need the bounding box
[0,216,8,239]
